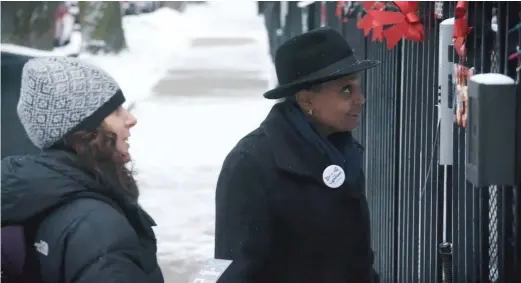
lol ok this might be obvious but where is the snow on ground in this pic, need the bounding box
[0,31,82,57]
[1,7,190,110]
[180,0,278,89]
[81,7,191,109]
[128,1,276,281]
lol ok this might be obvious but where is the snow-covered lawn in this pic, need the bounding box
[81,8,191,109]
[1,7,190,109]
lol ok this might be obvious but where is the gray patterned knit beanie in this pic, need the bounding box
[17,56,125,149]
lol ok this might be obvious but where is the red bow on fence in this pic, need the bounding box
[453,1,472,58]
[377,1,424,49]
[357,1,424,49]
[357,1,387,42]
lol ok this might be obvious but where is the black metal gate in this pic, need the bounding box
[259,1,521,282]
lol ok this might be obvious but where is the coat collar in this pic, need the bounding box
[260,102,365,185]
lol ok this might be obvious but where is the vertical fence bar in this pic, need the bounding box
[376,40,383,277]
[390,44,399,283]
[467,4,482,283]
[412,38,421,283]
[416,6,434,282]
[419,3,441,282]
[396,38,405,283]
[325,1,341,31]
[392,31,402,283]
[419,7,428,277]
[413,37,421,283]
[401,35,411,283]
[496,0,507,269]
[309,2,321,30]
[489,3,501,283]
[284,2,301,39]
[431,4,444,282]
[515,1,521,278]
[452,0,469,271]
[497,2,518,282]
[469,3,482,282]
[262,2,282,60]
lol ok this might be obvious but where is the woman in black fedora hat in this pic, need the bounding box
[215,27,380,283]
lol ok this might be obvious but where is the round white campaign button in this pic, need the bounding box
[322,165,345,189]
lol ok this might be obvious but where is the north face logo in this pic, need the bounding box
[34,240,49,256]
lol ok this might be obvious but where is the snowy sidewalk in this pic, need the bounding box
[81,7,190,110]
[1,7,191,111]
[128,1,275,282]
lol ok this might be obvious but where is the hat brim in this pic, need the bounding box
[263,58,380,100]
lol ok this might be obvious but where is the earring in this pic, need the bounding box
[308,109,313,116]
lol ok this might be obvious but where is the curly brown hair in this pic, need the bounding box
[63,125,139,199]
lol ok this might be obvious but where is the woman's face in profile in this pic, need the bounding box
[103,106,137,163]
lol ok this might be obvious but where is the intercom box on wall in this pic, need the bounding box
[438,17,455,166]
[466,73,518,187]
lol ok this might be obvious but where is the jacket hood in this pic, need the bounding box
[1,150,102,225]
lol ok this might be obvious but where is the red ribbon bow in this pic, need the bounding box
[453,1,472,58]
[356,1,387,42]
[369,1,424,49]
[357,1,424,48]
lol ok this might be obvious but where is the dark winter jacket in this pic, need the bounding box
[215,101,376,283]
[1,150,164,283]
[1,52,39,159]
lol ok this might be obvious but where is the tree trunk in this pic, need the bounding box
[1,1,59,50]
[79,1,127,54]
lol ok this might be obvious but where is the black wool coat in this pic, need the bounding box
[1,150,164,283]
[215,102,376,283]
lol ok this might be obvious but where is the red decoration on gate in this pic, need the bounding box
[336,1,343,17]
[336,1,348,23]
[454,66,473,128]
[356,1,424,49]
[377,1,424,49]
[357,12,374,35]
[356,1,386,41]
[453,1,472,59]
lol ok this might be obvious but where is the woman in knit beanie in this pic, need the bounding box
[1,57,164,283]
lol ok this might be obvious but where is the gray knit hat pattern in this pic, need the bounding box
[17,56,125,149]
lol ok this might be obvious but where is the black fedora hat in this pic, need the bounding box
[264,27,380,99]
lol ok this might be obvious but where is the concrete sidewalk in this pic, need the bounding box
[151,37,270,98]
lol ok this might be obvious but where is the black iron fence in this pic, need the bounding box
[259,1,521,282]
